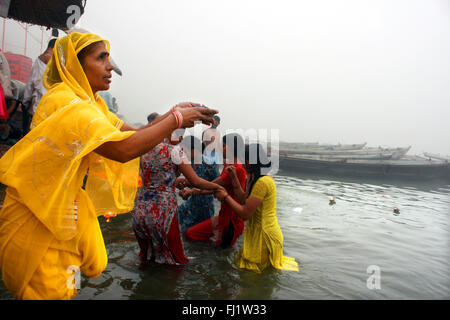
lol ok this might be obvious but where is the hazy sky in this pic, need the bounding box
[7,0,450,155]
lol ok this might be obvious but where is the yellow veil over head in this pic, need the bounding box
[44,32,110,100]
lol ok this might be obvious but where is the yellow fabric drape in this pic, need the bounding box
[237,176,299,273]
[0,188,107,299]
[0,33,139,299]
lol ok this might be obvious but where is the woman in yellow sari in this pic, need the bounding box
[214,144,299,273]
[0,32,217,300]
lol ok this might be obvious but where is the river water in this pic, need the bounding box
[0,170,449,300]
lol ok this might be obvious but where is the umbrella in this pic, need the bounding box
[0,0,86,30]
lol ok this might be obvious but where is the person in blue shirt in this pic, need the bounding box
[178,135,220,234]
[202,115,222,165]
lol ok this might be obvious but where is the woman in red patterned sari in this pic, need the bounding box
[132,130,221,265]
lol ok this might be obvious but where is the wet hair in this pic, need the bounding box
[181,135,204,164]
[47,38,57,50]
[147,112,159,123]
[245,143,272,196]
[212,115,221,129]
[222,133,244,162]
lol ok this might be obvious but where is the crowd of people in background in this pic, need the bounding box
[0,39,57,141]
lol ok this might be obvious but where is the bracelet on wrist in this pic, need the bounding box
[171,110,183,129]
[176,110,183,128]
[171,112,179,128]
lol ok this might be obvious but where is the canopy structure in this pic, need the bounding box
[1,0,123,76]
[0,0,86,30]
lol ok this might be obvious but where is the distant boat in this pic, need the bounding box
[370,146,411,160]
[288,153,394,161]
[318,143,367,151]
[280,148,389,157]
[279,142,319,148]
[279,142,366,152]
[423,153,450,162]
[278,155,450,182]
[279,144,410,159]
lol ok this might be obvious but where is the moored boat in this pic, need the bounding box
[278,143,410,160]
[423,152,450,162]
[284,153,394,161]
[278,154,450,182]
[279,142,366,152]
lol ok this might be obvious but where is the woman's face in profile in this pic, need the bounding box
[79,42,114,94]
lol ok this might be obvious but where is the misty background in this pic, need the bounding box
[4,0,450,155]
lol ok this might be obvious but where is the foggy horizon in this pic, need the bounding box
[4,0,450,156]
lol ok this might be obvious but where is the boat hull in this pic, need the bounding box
[278,156,450,182]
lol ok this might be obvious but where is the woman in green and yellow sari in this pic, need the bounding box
[0,32,217,300]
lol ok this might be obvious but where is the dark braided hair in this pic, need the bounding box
[181,135,205,164]
[245,143,272,196]
[222,133,245,163]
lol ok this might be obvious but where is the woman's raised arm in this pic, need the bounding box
[214,188,262,221]
[226,166,247,204]
[178,161,222,191]
[95,104,218,163]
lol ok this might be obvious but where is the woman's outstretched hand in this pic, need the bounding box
[175,177,188,189]
[173,102,218,128]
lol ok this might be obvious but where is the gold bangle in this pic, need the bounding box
[172,112,179,128]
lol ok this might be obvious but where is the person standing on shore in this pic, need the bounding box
[202,115,222,166]
[0,49,12,120]
[22,38,57,135]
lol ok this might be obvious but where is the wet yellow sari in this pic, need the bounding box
[0,33,139,299]
[237,176,299,273]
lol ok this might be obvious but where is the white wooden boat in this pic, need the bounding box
[378,146,411,160]
[423,152,450,162]
[280,148,391,156]
[284,152,394,161]
[280,142,366,152]
[280,144,410,157]
[279,154,450,181]
[317,143,367,151]
[279,142,319,148]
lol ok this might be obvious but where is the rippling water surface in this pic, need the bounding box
[1,171,449,300]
